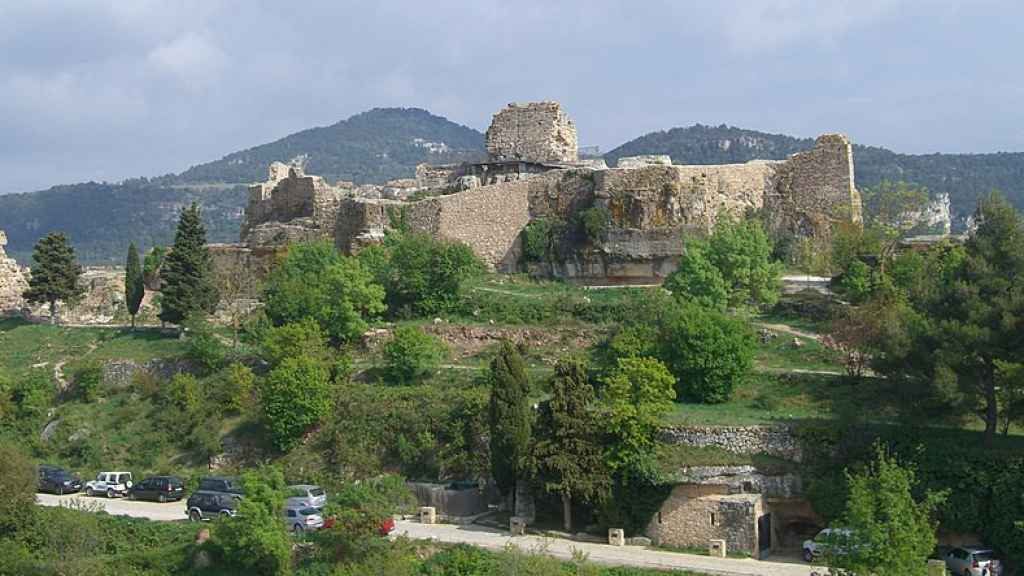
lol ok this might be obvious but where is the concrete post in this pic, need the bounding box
[419,506,436,525]
[709,539,727,558]
[608,528,625,546]
[509,516,527,536]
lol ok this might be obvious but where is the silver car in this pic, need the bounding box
[946,547,1002,576]
[285,484,326,510]
[802,528,855,562]
[283,505,324,533]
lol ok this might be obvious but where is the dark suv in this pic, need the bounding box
[38,465,82,495]
[198,476,245,498]
[130,475,185,503]
[186,491,238,521]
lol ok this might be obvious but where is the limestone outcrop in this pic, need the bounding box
[0,231,28,317]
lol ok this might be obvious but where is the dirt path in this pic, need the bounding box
[754,322,823,342]
[53,341,99,392]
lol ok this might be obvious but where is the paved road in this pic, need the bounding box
[394,521,823,576]
[37,492,187,522]
[36,495,823,576]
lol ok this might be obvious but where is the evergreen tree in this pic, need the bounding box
[23,232,83,324]
[158,203,219,326]
[534,358,609,532]
[124,242,144,328]
[487,341,533,511]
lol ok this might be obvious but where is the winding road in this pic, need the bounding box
[37,493,822,576]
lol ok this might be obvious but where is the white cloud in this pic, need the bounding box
[146,31,228,89]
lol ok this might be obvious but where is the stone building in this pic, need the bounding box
[0,230,28,317]
[485,101,578,164]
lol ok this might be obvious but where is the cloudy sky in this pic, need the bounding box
[2,0,1022,193]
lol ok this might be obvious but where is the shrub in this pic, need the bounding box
[183,316,230,373]
[663,242,729,310]
[214,362,255,413]
[260,354,333,451]
[657,301,753,403]
[838,259,873,303]
[216,466,291,576]
[380,325,448,385]
[0,443,36,536]
[705,216,783,308]
[579,206,610,244]
[71,360,105,402]
[259,318,329,367]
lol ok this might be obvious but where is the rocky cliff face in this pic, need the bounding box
[0,231,28,317]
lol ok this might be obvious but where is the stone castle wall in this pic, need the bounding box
[242,163,346,245]
[485,102,578,164]
[0,231,28,316]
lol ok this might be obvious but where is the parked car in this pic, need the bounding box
[38,465,82,495]
[186,491,238,522]
[130,475,185,503]
[85,471,133,498]
[285,484,326,510]
[283,505,324,533]
[946,546,1002,576]
[198,476,245,499]
[802,528,855,562]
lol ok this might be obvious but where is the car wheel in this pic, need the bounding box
[86,487,94,497]
[158,493,167,503]
[220,510,232,519]
[189,510,202,522]
[803,549,814,562]
[106,488,115,499]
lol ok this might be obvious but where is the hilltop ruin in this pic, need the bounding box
[222,100,861,286]
[0,231,28,317]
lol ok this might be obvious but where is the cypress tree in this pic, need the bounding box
[159,203,219,326]
[487,341,533,511]
[23,232,83,324]
[124,242,144,329]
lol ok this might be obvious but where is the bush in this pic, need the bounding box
[183,316,230,373]
[260,318,330,367]
[657,301,753,403]
[663,243,729,310]
[380,325,448,385]
[214,362,255,413]
[579,206,610,244]
[70,360,104,402]
[260,355,333,451]
[705,216,783,308]
[263,241,386,345]
[216,466,291,576]
[838,259,873,303]
[0,443,36,536]
[522,218,565,263]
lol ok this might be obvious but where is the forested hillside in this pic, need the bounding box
[0,108,485,264]
[607,124,1024,224]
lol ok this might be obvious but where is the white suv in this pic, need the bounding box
[85,471,133,498]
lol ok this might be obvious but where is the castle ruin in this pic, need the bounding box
[0,231,28,317]
[216,101,862,288]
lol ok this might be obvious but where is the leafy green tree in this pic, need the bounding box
[0,443,36,536]
[825,446,945,576]
[159,203,219,326]
[838,259,873,304]
[487,341,533,508]
[380,325,447,384]
[71,360,104,402]
[534,358,609,532]
[23,232,83,323]
[124,242,144,328]
[260,318,330,367]
[217,466,291,576]
[663,242,729,310]
[873,193,1024,445]
[183,315,230,373]
[600,356,676,476]
[704,216,783,308]
[860,180,930,270]
[263,241,385,345]
[260,354,333,451]
[368,232,484,316]
[657,301,753,403]
[215,362,256,413]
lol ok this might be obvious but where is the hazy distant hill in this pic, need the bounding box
[0,108,486,264]
[607,124,1024,223]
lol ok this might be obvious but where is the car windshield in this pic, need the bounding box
[310,488,325,497]
[973,552,994,561]
[299,508,319,516]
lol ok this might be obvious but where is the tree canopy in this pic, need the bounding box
[23,232,83,322]
[158,203,219,325]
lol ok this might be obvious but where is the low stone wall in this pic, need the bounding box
[661,426,803,462]
[407,482,494,518]
[102,358,199,388]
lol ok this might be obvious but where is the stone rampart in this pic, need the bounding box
[207,244,285,298]
[242,164,346,244]
[485,102,578,163]
[0,230,28,317]
[660,425,802,462]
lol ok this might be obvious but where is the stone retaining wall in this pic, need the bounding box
[661,425,802,462]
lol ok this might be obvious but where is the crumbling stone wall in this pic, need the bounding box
[660,425,803,462]
[207,244,286,298]
[767,133,862,238]
[242,164,346,244]
[0,230,28,317]
[485,102,578,164]
[646,486,763,556]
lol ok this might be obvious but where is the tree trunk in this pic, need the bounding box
[984,379,998,447]
[49,300,57,325]
[130,315,136,330]
[562,493,572,533]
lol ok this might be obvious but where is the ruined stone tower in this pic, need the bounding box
[0,230,28,317]
[485,102,578,164]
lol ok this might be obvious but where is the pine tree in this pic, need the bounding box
[124,242,144,329]
[159,203,219,326]
[23,232,83,324]
[487,341,533,512]
[534,358,609,532]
